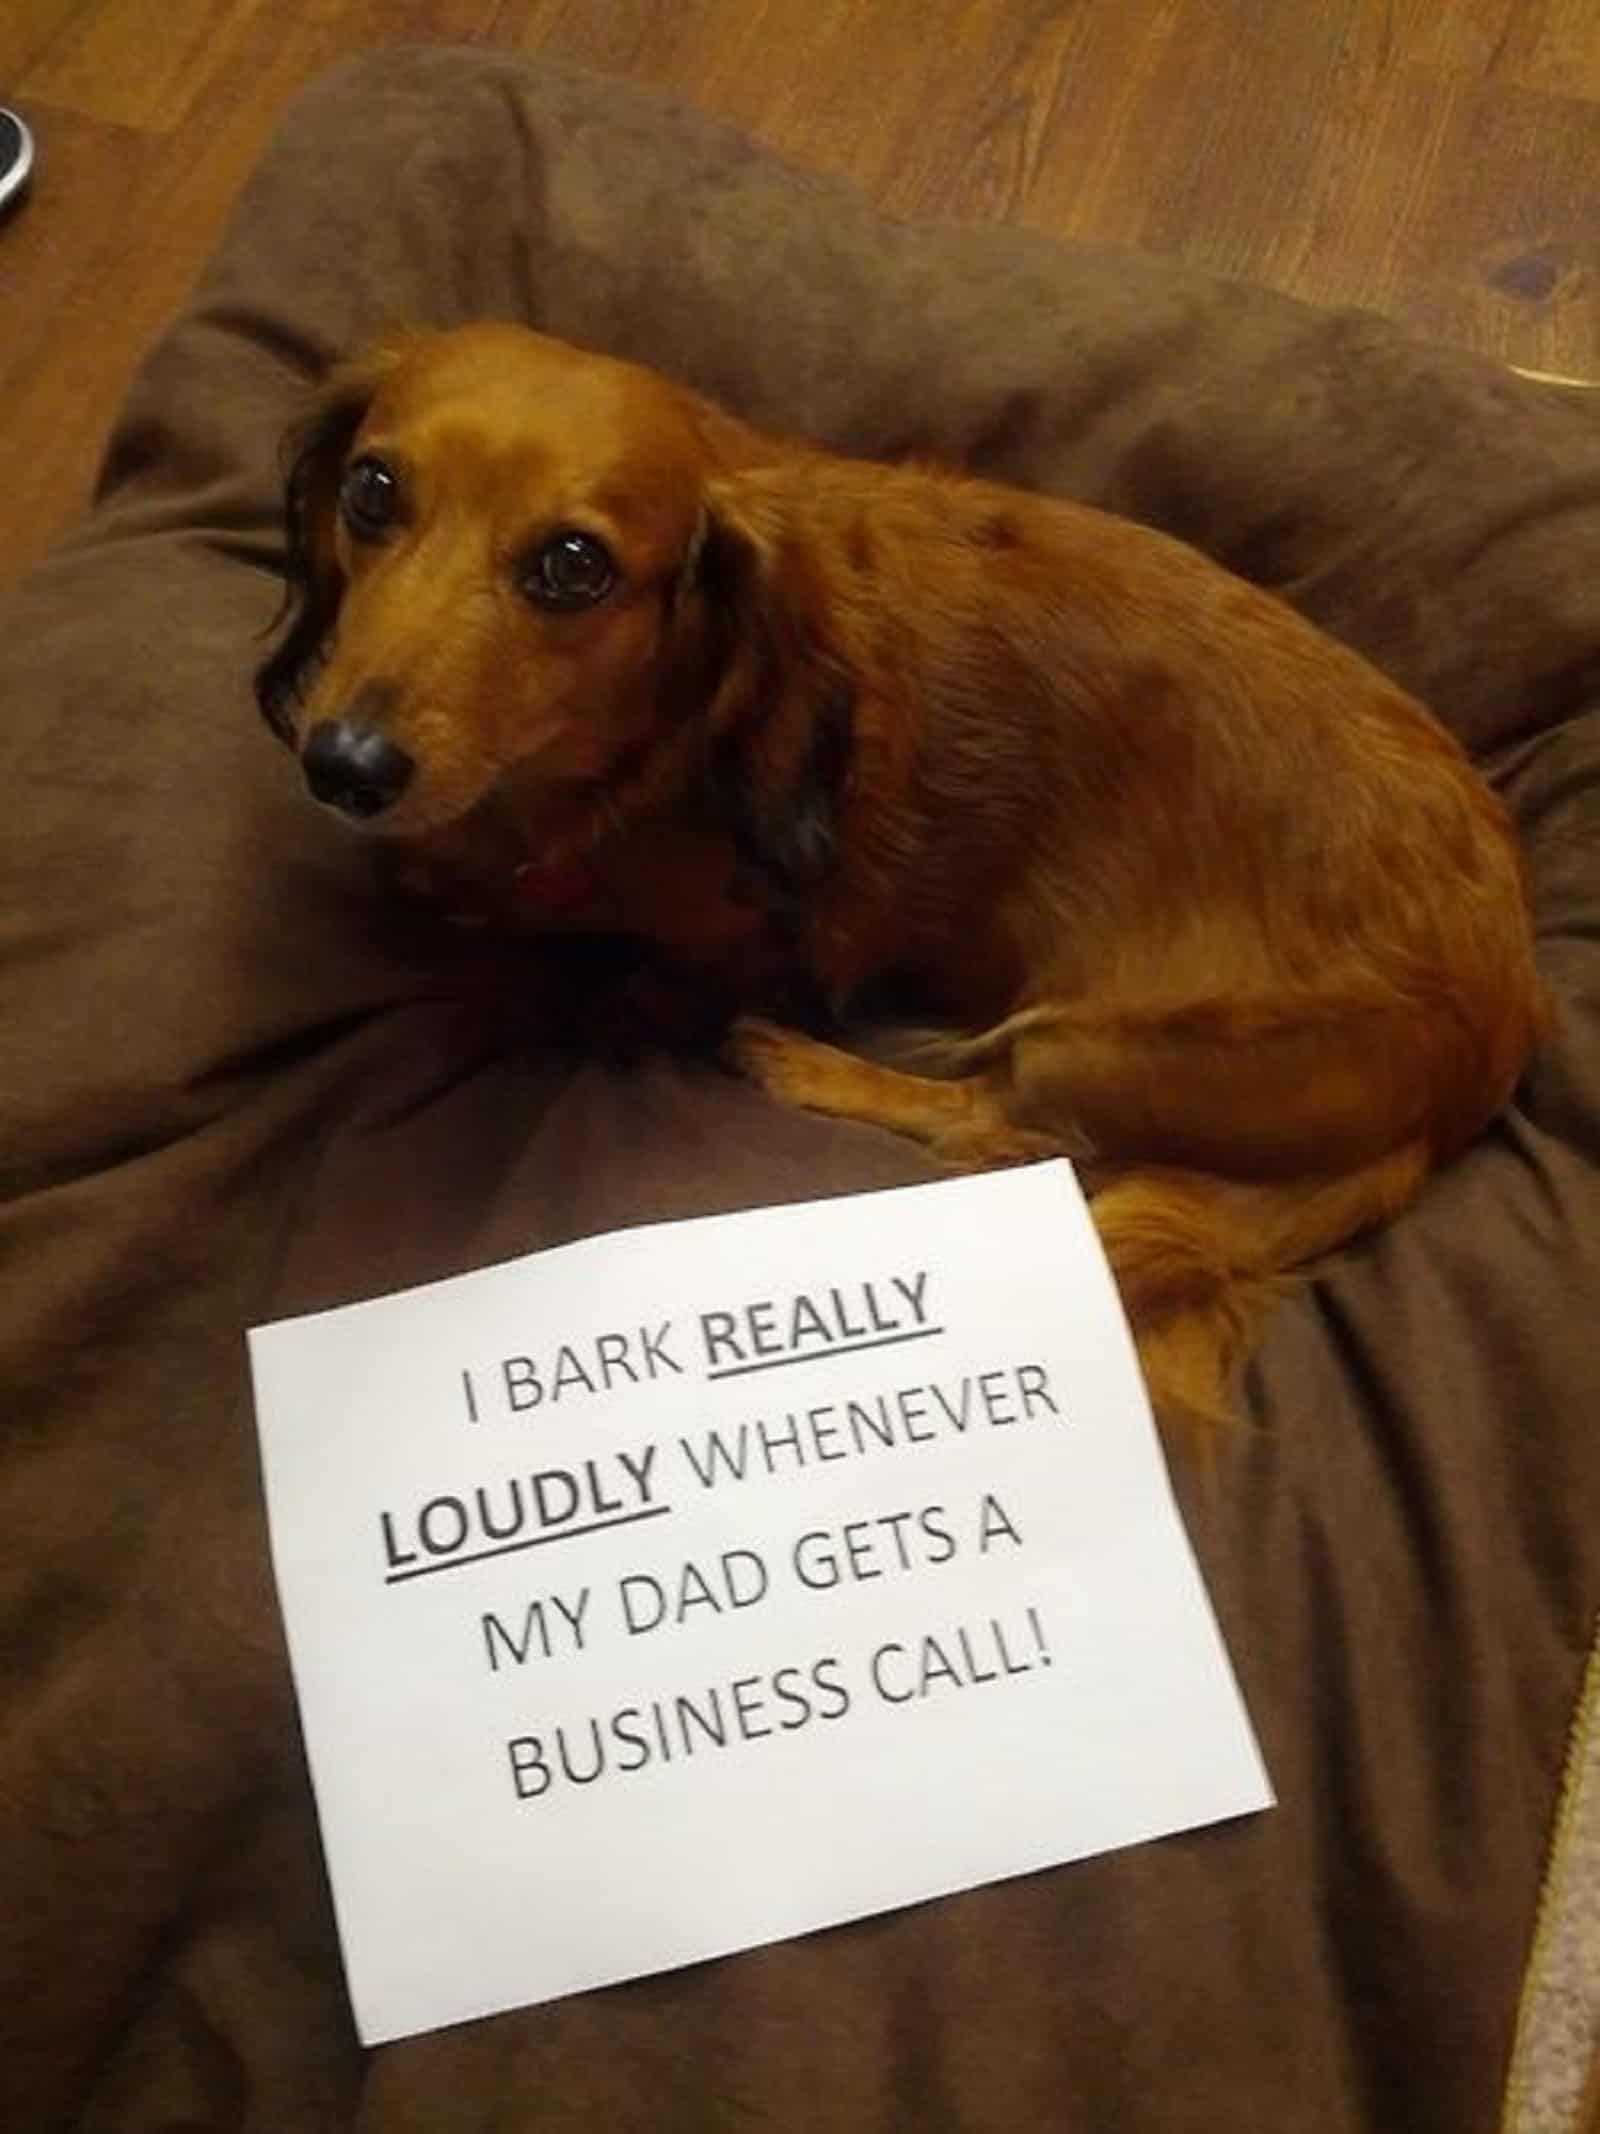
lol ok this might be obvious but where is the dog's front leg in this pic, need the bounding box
[728,1017,1066,1171]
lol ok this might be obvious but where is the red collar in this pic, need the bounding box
[511,857,600,914]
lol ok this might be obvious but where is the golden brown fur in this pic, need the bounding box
[257,323,1546,1431]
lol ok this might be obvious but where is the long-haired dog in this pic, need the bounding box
[256,323,1545,1430]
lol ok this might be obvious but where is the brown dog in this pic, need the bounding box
[257,323,1545,1428]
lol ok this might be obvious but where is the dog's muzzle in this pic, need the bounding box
[301,720,415,820]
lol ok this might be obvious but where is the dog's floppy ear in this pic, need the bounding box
[253,343,404,744]
[690,473,856,912]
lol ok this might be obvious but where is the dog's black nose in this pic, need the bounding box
[301,721,414,820]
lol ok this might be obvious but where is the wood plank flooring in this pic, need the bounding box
[2,1,1598,581]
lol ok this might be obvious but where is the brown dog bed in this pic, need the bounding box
[3,47,1599,2134]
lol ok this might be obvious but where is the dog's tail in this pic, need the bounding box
[1091,1142,1431,1432]
[864,1008,1443,1429]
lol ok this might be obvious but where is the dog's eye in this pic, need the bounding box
[524,530,617,612]
[339,455,400,540]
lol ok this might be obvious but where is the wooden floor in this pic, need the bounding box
[2,0,1599,583]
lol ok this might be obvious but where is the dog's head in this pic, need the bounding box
[255,324,852,906]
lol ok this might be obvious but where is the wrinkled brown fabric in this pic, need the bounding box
[3,47,1599,2134]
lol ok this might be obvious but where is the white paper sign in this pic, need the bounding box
[248,1162,1271,2044]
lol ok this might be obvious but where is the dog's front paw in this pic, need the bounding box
[725,1016,841,1110]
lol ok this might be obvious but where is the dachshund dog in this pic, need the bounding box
[256,323,1545,1430]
